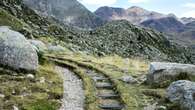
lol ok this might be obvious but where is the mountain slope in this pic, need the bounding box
[181,17,195,24]
[94,6,127,21]
[1,0,194,63]
[0,0,83,44]
[65,20,194,63]
[141,17,185,33]
[23,0,104,29]
[94,6,195,46]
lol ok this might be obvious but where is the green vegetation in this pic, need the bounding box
[0,61,63,110]
[0,8,29,31]
[46,52,167,110]
[49,59,100,110]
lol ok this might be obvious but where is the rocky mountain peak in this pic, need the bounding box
[127,6,149,14]
[23,0,104,29]
[95,6,166,24]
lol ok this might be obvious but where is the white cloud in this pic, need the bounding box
[128,0,149,4]
[78,0,117,6]
[183,3,195,8]
[181,11,195,18]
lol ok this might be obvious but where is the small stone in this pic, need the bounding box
[156,106,167,110]
[137,75,147,83]
[12,90,16,95]
[0,94,5,98]
[120,75,138,84]
[144,103,157,110]
[48,44,65,52]
[26,74,35,79]
[40,77,45,83]
[13,105,19,110]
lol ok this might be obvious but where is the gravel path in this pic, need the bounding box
[55,66,85,110]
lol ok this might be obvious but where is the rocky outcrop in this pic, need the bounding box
[147,62,195,87]
[0,27,38,71]
[23,0,104,29]
[167,80,195,110]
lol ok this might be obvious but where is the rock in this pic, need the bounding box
[26,74,35,79]
[147,62,195,87]
[39,77,45,83]
[29,40,47,52]
[156,106,166,110]
[144,103,157,110]
[166,80,195,110]
[0,26,38,71]
[0,94,5,98]
[120,75,138,84]
[48,44,65,52]
[13,105,19,110]
[144,103,167,110]
[137,75,147,83]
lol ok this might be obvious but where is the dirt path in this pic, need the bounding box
[55,66,85,110]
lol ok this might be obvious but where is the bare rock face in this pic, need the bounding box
[147,62,195,87]
[23,0,104,29]
[0,26,38,71]
[167,80,195,110]
[95,6,166,24]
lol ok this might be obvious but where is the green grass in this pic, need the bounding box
[46,52,167,110]
[0,61,63,110]
[0,8,30,31]
[48,58,100,110]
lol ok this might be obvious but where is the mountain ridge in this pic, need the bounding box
[23,0,105,29]
[95,6,171,24]
[94,6,195,45]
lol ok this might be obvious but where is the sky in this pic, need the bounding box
[78,0,195,18]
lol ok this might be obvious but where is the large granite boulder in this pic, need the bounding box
[167,80,195,110]
[0,26,38,71]
[147,62,195,87]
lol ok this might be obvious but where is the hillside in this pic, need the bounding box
[1,0,195,110]
[64,20,195,63]
[141,17,185,33]
[1,0,195,63]
[23,0,104,29]
[0,0,79,37]
[181,17,195,24]
[94,6,195,46]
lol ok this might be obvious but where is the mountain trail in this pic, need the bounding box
[55,66,85,110]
